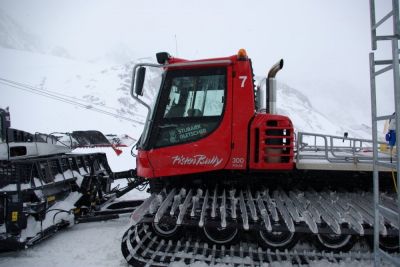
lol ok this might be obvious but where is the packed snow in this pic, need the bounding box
[0,217,132,267]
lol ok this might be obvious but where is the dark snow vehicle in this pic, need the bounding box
[121,50,399,266]
[0,108,142,250]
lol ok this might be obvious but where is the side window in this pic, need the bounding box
[203,90,224,116]
[152,67,226,148]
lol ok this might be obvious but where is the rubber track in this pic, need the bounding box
[128,187,399,236]
[121,223,374,266]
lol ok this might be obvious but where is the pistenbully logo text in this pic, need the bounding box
[171,155,223,167]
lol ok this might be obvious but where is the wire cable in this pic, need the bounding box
[0,79,144,124]
[0,77,146,118]
[0,77,145,124]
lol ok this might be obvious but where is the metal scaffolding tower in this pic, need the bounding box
[369,0,400,266]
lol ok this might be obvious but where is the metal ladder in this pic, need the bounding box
[369,0,400,266]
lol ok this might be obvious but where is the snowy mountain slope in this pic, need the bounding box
[0,10,40,52]
[276,82,372,138]
[0,9,71,58]
[0,46,373,140]
[0,47,142,136]
[63,59,162,122]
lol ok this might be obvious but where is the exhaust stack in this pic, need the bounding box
[266,59,284,114]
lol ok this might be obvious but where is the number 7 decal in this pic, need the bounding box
[239,76,247,88]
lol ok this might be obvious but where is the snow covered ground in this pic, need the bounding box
[0,218,383,267]
[0,217,132,267]
[0,216,387,267]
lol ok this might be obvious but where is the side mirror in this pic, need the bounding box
[135,67,146,96]
[156,52,171,64]
[0,108,10,143]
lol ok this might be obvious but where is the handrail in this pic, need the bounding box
[296,132,394,164]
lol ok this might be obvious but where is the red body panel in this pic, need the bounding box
[136,53,294,179]
[225,59,256,170]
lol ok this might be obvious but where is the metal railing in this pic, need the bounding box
[369,0,400,265]
[296,132,394,165]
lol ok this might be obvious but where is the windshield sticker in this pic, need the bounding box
[176,124,206,141]
[172,155,223,167]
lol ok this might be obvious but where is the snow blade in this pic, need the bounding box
[71,131,124,156]
[71,130,111,147]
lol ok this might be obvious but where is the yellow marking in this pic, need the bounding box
[392,169,398,193]
[379,143,388,153]
[47,196,56,202]
[11,211,18,222]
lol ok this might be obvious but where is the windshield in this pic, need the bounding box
[163,75,224,118]
[141,67,226,149]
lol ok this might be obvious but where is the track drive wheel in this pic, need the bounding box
[203,220,238,245]
[152,215,180,238]
[367,235,400,253]
[258,226,299,250]
[314,234,355,252]
[379,235,400,253]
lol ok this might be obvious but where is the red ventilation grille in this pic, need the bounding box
[249,114,294,170]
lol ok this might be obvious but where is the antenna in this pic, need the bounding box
[174,34,179,56]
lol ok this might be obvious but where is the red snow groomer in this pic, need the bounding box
[121,50,398,266]
[136,49,293,179]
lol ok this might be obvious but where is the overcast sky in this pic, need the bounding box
[1,0,395,124]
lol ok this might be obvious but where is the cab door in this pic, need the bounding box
[145,66,233,177]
